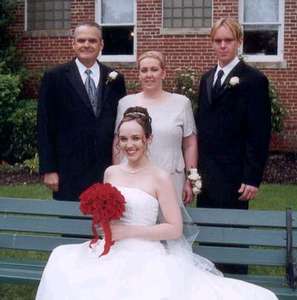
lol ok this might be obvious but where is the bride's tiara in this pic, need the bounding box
[125,112,147,118]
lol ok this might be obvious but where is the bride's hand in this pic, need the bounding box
[111,224,130,241]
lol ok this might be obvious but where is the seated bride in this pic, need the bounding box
[36,106,278,300]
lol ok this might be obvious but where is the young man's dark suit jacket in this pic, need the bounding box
[37,59,126,201]
[195,60,271,209]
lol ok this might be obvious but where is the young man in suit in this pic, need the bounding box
[195,18,271,273]
[37,22,126,201]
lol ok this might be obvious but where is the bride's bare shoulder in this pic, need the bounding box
[151,165,171,184]
[104,165,122,180]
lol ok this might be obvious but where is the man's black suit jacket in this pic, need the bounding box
[37,60,126,201]
[195,60,271,208]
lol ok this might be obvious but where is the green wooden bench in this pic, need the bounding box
[0,197,296,299]
[187,207,297,300]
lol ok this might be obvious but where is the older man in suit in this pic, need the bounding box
[37,22,126,201]
[195,18,271,273]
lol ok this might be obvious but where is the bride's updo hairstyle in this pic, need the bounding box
[117,106,152,139]
[138,50,165,70]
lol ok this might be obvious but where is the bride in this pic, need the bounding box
[36,106,278,300]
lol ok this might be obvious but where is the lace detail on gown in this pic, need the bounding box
[36,187,278,300]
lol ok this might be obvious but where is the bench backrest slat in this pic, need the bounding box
[197,226,289,246]
[194,246,287,266]
[0,198,81,217]
[187,208,290,228]
[0,234,88,251]
[0,215,91,235]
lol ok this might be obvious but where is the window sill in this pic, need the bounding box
[24,29,72,38]
[160,27,211,35]
[246,60,287,69]
[101,61,137,69]
[100,55,137,63]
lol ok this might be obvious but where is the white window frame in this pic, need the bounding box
[95,0,137,62]
[239,0,284,62]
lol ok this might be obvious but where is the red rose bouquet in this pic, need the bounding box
[79,183,126,256]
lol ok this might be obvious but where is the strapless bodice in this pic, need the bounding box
[116,186,159,226]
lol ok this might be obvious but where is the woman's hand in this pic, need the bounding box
[183,179,193,205]
[110,223,130,241]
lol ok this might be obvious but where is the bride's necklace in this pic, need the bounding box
[122,165,148,174]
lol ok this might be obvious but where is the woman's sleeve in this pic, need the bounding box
[182,97,197,137]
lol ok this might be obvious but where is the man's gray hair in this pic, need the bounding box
[73,22,102,39]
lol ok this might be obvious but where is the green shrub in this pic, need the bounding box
[269,80,286,133]
[0,0,23,74]
[8,99,37,162]
[173,68,200,112]
[0,73,20,160]
[23,153,39,174]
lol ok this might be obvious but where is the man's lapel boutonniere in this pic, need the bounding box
[228,76,240,88]
[106,71,118,85]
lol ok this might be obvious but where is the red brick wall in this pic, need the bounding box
[12,0,297,151]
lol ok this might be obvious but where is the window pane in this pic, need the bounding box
[173,19,182,27]
[164,19,172,28]
[194,0,203,5]
[184,8,193,17]
[27,0,70,30]
[164,8,172,17]
[163,0,212,28]
[244,0,279,23]
[173,0,182,7]
[184,0,193,6]
[101,0,133,24]
[164,0,172,7]
[184,19,193,27]
[243,25,278,55]
[102,26,134,55]
[173,8,182,17]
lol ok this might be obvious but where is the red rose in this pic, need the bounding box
[80,183,126,256]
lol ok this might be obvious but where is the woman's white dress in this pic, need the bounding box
[116,93,196,204]
[36,187,278,300]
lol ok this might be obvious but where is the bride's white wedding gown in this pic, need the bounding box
[36,187,278,300]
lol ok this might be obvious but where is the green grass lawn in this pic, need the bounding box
[0,183,51,199]
[0,183,296,299]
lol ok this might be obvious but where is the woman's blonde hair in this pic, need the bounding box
[138,50,165,69]
[210,18,243,42]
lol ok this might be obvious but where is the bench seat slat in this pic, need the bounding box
[0,266,42,283]
[226,274,286,286]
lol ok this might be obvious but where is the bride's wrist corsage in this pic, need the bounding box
[187,168,202,195]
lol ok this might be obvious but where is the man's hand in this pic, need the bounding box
[44,172,59,192]
[238,183,258,201]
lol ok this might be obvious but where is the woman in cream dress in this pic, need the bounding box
[114,51,197,206]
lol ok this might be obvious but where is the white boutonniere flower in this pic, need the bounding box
[106,71,118,84]
[229,76,240,87]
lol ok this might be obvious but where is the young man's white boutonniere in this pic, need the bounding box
[229,76,240,87]
[106,71,118,85]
